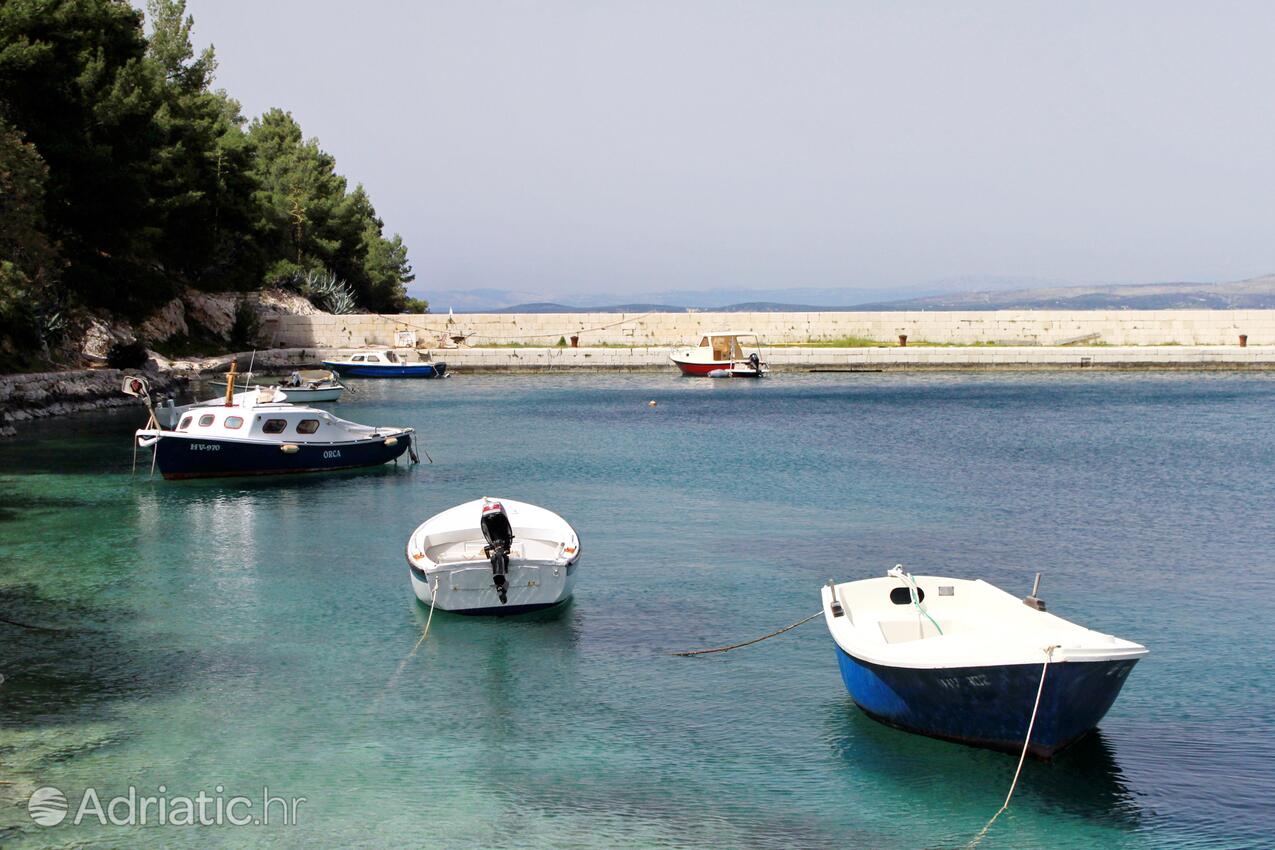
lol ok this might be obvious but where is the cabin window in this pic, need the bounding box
[386,351,399,362]
[296,419,320,434]
[224,416,244,430]
[366,354,381,362]
[698,336,709,347]
[177,415,192,431]
[198,414,215,427]
[351,355,365,362]
[890,586,925,605]
[712,337,731,360]
[262,419,287,434]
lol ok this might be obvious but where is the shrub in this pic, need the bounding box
[107,340,149,369]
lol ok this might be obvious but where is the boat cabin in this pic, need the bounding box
[345,350,401,364]
[168,387,360,442]
[697,333,760,361]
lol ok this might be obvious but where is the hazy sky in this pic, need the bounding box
[184,1,1275,297]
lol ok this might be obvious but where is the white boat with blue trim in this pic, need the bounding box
[822,567,1147,758]
[406,498,581,615]
[128,372,414,480]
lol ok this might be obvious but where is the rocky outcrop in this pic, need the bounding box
[80,316,137,363]
[137,296,189,342]
[0,366,181,436]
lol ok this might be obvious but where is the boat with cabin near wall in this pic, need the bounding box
[669,332,768,377]
[323,349,447,378]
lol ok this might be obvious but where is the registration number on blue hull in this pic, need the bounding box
[189,444,221,452]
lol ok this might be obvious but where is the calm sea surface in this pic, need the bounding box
[2,371,1273,849]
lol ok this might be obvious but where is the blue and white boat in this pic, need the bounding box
[822,567,1147,758]
[134,385,415,480]
[322,349,447,378]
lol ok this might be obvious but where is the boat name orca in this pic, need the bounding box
[323,450,342,459]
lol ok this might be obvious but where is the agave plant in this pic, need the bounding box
[289,269,359,314]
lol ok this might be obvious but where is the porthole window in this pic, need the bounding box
[296,419,320,435]
[224,416,244,429]
[177,415,192,431]
[890,586,925,605]
[198,414,215,427]
[262,419,287,434]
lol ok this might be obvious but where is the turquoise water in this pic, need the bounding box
[2,372,1273,849]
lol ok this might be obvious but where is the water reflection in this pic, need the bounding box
[821,695,1142,828]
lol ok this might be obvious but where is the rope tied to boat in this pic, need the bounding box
[966,644,1058,849]
[890,565,943,637]
[671,610,823,657]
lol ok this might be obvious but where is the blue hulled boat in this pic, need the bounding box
[134,385,415,480]
[822,568,1147,758]
[322,350,447,378]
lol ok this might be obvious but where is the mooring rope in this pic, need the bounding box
[671,610,823,657]
[966,644,1057,849]
[374,579,441,710]
[0,614,65,632]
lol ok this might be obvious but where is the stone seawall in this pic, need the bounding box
[260,309,1275,349]
[425,345,1275,372]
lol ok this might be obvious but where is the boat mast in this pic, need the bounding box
[224,360,238,407]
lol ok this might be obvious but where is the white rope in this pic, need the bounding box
[374,579,441,711]
[966,644,1058,849]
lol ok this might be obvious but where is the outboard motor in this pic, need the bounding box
[480,500,514,604]
[748,352,762,375]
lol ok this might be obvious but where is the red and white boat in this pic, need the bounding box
[669,332,769,377]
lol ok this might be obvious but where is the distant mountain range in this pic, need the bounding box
[855,275,1275,311]
[416,275,1275,313]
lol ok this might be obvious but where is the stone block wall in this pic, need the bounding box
[260,310,1275,349]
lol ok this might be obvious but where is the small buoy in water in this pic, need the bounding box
[648,400,657,407]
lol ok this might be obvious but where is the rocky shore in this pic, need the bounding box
[0,367,181,437]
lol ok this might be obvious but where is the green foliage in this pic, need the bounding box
[0,0,421,366]
[401,297,430,314]
[556,336,567,347]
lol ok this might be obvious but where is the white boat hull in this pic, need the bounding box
[409,560,578,614]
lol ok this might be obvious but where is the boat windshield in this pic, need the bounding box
[386,351,399,363]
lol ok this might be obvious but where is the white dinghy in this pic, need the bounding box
[822,567,1148,757]
[406,498,581,615]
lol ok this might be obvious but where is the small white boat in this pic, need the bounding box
[822,567,1148,757]
[669,332,768,377]
[406,498,581,615]
[211,369,346,402]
